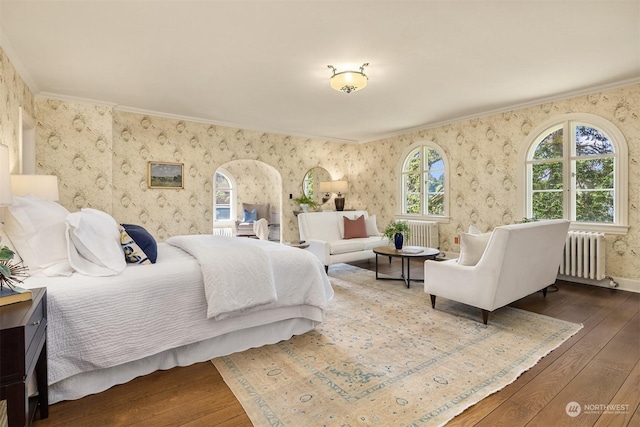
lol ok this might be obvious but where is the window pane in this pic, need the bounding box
[404,173,420,193]
[576,190,613,223]
[576,158,614,190]
[403,173,420,214]
[533,128,563,160]
[426,148,443,170]
[215,206,231,220]
[427,192,444,215]
[531,162,563,190]
[215,172,230,189]
[405,193,420,214]
[532,191,563,219]
[403,149,421,172]
[575,125,614,156]
[216,190,230,205]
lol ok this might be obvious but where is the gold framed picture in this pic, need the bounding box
[147,161,184,189]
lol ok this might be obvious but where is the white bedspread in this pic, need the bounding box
[166,235,277,319]
[22,238,333,389]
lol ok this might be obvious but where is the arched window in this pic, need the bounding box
[400,142,448,218]
[214,169,236,222]
[523,114,628,233]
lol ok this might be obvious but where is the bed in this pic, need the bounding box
[4,196,333,404]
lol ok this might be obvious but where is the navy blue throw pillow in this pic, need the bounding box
[120,224,158,264]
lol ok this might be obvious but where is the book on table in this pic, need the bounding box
[399,247,424,254]
[0,285,32,306]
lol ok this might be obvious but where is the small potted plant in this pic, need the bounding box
[383,221,412,250]
[0,239,28,292]
[294,194,318,212]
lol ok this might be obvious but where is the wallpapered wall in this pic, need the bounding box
[351,85,639,281]
[0,48,34,173]
[35,101,354,241]
[1,47,638,282]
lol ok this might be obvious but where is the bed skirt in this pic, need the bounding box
[49,315,320,404]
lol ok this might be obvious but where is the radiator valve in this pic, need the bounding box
[604,275,619,288]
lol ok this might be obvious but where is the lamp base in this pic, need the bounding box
[334,197,345,211]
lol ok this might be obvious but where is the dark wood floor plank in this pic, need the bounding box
[593,360,640,427]
[448,283,634,426]
[471,293,640,427]
[531,311,640,426]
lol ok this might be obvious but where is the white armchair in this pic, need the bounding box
[424,219,570,324]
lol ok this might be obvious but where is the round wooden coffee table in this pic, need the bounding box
[373,246,440,288]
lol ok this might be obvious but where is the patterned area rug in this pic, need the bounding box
[213,264,582,426]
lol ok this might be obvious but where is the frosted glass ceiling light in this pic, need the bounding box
[327,63,369,93]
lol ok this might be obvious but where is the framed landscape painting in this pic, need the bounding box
[148,161,184,189]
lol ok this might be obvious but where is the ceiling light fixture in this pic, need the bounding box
[327,63,369,93]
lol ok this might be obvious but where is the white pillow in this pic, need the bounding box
[66,208,126,276]
[365,215,380,236]
[458,231,492,266]
[4,195,71,275]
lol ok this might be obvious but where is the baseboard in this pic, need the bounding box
[557,274,640,293]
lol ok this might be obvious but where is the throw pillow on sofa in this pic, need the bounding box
[458,224,492,266]
[343,215,368,239]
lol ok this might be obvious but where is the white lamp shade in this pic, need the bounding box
[0,144,13,206]
[331,180,349,194]
[319,181,332,193]
[11,175,60,201]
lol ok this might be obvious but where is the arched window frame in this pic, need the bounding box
[214,167,237,222]
[396,140,450,222]
[520,113,628,234]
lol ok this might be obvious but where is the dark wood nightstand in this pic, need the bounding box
[0,287,48,426]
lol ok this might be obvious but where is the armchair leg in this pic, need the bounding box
[324,265,329,273]
[482,310,489,325]
[430,294,436,309]
[542,286,548,297]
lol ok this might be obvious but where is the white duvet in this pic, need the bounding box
[166,235,277,319]
[22,237,333,387]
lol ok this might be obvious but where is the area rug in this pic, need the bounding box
[213,264,582,426]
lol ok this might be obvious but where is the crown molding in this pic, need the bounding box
[360,77,640,144]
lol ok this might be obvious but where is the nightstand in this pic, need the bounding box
[0,287,48,426]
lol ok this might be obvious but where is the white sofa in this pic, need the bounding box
[424,219,570,324]
[298,211,388,272]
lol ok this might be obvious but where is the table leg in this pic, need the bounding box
[375,253,379,280]
[406,257,411,288]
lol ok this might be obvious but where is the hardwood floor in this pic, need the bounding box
[34,259,639,426]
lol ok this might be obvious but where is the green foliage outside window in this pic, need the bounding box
[530,124,615,223]
[402,146,445,216]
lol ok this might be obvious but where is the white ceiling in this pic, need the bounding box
[1,1,639,143]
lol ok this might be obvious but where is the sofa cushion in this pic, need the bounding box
[362,237,387,250]
[330,239,365,255]
[344,215,368,239]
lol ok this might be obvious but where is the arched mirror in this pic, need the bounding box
[302,167,332,207]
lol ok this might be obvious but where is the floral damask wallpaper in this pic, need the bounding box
[1,46,638,282]
[0,48,34,173]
